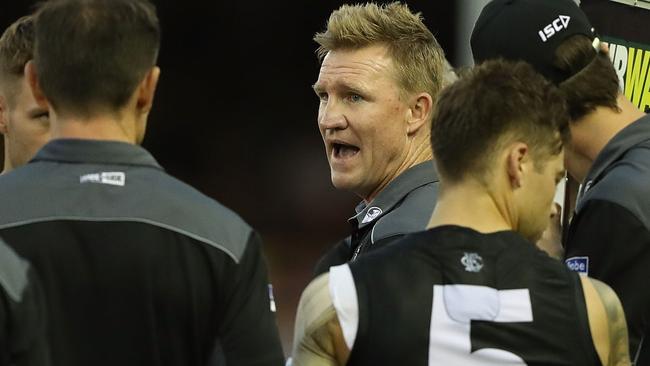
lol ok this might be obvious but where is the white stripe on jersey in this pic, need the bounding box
[329,264,359,350]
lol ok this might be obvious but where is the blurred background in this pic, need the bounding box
[1,0,495,354]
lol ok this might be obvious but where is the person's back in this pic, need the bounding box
[0,0,284,364]
[0,142,282,364]
[0,238,49,365]
[291,59,630,366]
[336,226,600,365]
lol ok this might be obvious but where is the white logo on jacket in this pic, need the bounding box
[361,207,383,224]
[80,172,126,186]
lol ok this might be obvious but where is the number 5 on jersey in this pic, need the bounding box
[429,285,533,365]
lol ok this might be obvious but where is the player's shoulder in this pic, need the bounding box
[370,181,438,243]
[583,144,650,216]
[145,173,255,260]
[350,227,456,275]
[154,172,250,227]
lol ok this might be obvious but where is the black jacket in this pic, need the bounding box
[564,114,650,364]
[0,139,284,366]
[0,240,49,365]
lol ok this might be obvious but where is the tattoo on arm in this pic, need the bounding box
[292,274,347,366]
[591,279,631,366]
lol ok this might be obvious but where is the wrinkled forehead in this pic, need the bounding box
[316,46,397,86]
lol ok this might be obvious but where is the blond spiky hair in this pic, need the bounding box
[314,2,445,101]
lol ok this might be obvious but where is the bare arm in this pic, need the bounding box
[582,276,631,366]
[291,274,350,366]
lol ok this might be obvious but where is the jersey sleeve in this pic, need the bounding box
[216,231,285,365]
[565,199,650,359]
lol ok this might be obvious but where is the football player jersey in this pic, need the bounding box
[330,225,601,365]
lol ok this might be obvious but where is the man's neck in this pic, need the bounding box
[50,113,137,144]
[427,180,513,234]
[363,137,433,203]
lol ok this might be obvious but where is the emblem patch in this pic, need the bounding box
[461,252,483,273]
[361,207,383,224]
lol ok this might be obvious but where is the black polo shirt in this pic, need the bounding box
[0,139,284,366]
[314,161,439,275]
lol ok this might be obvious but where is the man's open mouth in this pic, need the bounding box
[332,143,360,159]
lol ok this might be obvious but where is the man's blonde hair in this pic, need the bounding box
[314,2,445,101]
[0,15,34,103]
[0,16,34,81]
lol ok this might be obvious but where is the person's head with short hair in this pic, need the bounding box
[471,0,619,121]
[431,59,570,242]
[313,2,445,202]
[27,0,161,144]
[471,0,637,182]
[0,15,50,173]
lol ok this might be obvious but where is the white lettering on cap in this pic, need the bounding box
[538,15,571,42]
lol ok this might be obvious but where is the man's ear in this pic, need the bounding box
[506,142,530,189]
[406,92,433,136]
[136,66,160,114]
[25,61,49,110]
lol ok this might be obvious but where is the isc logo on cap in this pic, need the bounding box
[538,15,571,42]
[565,256,589,275]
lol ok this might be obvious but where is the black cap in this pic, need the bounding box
[471,0,597,83]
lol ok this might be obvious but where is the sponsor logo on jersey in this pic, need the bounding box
[538,15,571,42]
[461,252,483,272]
[361,207,383,224]
[565,256,589,275]
[80,172,126,186]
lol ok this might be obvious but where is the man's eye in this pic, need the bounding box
[33,112,49,122]
[346,94,363,103]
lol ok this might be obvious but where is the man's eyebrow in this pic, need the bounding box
[312,81,368,95]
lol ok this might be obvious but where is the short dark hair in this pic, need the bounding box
[554,35,621,121]
[33,0,160,118]
[0,15,35,102]
[431,59,570,184]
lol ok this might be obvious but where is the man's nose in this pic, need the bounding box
[318,101,347,130]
